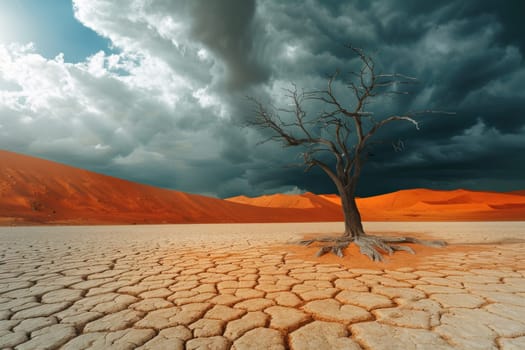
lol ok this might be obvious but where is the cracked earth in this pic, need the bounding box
[1,222,525,349]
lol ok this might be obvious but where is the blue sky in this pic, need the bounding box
[0,0,524,197]
[0,0,109,62]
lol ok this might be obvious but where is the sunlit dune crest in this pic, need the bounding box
[229,188,525,221]
[1,149,524,225]
[227,192,341,209]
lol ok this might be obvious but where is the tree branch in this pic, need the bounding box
[249,45,453,192]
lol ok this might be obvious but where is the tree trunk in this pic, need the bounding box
[340,188,365,238]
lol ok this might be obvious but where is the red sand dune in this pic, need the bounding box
[228,188,525,221]
[357,188,525,221]
[0,150,342,225]
[1,149,524,225]
[227,192,342,210]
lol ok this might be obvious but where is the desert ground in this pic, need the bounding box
[1,222,525,349]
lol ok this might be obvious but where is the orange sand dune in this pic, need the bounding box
[227,192,342,210]
[228,188,525,221]
[0,150,342,225]
[1,149,524,225]
[358,188,525,220]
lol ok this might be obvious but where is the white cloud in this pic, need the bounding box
[1,0,523,197]
[0,23,224,179]
[114,146,165,165]
[282,186,306,195]
[0,0,257,196]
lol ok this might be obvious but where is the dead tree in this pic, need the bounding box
[250,46,448,261]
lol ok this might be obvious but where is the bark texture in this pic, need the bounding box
[340,190,364,238]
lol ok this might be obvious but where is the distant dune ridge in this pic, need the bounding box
[229,188,525,221]
[1,149,524,225]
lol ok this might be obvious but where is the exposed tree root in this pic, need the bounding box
[298,234,446,262]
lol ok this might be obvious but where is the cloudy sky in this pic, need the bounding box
[1,0,524,198]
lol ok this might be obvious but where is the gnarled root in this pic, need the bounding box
[298,234,446,262]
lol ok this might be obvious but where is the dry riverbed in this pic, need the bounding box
[1,222,525,349]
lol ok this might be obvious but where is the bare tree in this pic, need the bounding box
[250,46,448,261]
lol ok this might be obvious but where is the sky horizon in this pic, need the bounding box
[1,0,524,198]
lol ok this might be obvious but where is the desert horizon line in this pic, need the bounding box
[1,148,522,200]
[1,148,524,226]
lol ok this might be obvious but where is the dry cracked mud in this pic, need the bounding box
[1,222,525,349]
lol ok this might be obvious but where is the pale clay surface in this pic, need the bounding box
[1,222,525,349]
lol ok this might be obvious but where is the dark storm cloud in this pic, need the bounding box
[449,0,525,54]
[188,0,269,90]
[2,0,524,198]
[229,0,525,196]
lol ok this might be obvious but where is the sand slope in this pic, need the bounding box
[1,149,524,224]
[228,189,525,221]
[0,150,342,225]
[358,188,525,220]
[227,192,342,210]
